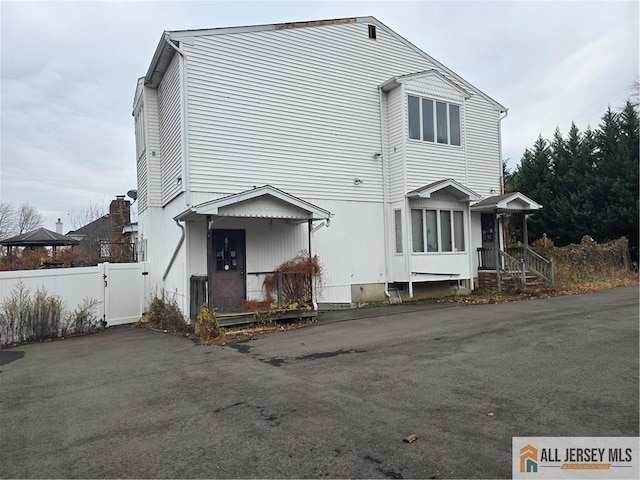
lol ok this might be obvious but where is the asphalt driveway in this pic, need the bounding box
[1,286,638,479]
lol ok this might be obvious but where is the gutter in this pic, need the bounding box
[163,219,185,281]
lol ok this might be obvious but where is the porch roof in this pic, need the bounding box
[406,179,481,202]
[175,185,333,222]
[470,192,542,213]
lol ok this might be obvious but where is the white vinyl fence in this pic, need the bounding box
[0,262,149,327]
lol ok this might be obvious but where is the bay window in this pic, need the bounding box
[411,208,465,253]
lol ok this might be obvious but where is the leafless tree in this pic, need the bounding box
[15,203,44,235]
[0,202,16,240]
[67,201,106,230]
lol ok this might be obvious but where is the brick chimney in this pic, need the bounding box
[55,218,63,234]
[109,195,131,262]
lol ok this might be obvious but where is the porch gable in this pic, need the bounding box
[175,185,333,222]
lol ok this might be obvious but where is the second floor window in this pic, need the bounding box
[408,95,461,146]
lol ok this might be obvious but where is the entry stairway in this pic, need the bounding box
[477,245,554,292]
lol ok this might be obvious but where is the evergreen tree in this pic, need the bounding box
[512,100,639,262]
[513,136,553,243]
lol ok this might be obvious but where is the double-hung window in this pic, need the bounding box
[408,95,461,146]
[411,209,465,253]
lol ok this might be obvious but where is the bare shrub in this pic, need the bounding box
[532,235,633,286]
[143,291,191,333]
[67,298,100,335]
[27,288,65,342]
[0,282,92,345]
[0,281,31,345]
[262,251,323,308]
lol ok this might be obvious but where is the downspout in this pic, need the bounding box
[164,34,191,208]
[401,85,413,298]
[163,219,185,281]
[378,87,391,300]
[496,109,509,290]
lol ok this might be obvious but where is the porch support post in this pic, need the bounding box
[522,213,529,272]
[494,211,501,290]
[206,215,213,311]
[277,270,283,310]
[308,219,313,309]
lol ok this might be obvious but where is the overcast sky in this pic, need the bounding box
[1,0,638,232]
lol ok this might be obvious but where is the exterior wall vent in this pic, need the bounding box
[368,24,377,40]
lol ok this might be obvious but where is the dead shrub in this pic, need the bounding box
[142,291,191,333]
[0,282,99,346]
[531,235,634,286]
[262,251,322,308]
[68,298,100,335]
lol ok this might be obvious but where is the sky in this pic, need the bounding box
[1,0,638,232]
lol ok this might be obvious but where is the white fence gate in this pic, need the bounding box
[0,262,149,327]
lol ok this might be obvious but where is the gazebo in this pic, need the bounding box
[1,227,80,260]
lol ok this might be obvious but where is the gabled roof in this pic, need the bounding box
[380,69,472,99]
[0,228,80,247]
[66,215,110,241]
[471,192,542,212]
[141,16,506,111]
[407,179,481,202]
[175,185,333,222]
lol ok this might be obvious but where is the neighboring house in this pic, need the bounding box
[67,196,136,265]
[133,16,545,315]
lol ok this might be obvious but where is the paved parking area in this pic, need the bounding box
[1,286,638,479]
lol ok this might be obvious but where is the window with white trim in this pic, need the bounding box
[394,209,403,254]
[408,95,461,146]
[411,209,465,253]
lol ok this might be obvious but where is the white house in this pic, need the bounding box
[132,16,546,316]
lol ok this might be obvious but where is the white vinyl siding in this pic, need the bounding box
[157,53,183,206]
[137,149,148,212]
[394,209,403,254]
[465,95,502,196]
[183,23,449,202]
[145,89,162,209]
[386,87,405,200]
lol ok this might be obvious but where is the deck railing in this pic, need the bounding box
[477,246,554,286]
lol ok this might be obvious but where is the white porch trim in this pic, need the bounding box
[174,185,333,222]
